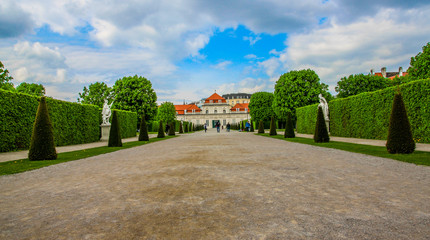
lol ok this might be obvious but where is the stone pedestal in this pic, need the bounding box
[100,124,111,141]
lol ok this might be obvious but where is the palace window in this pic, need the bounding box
[223,119,226,125]
[192,109,195,113]
[236,108,239,111]
[218,100,221,103]
[223,109,226,113]
[214,110,217,113]
[210,100,213,103]
[206,110,209,114]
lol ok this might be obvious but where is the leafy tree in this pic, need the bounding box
[386,92,415,154]
[408,42,430,80]
[138,113,149,141]
[273,69,327,119]
[157,102,176,123]
[0,61,14,91]
[29,97,57,160]
[16,82,45,96]
[284,112,295,138]
[157,120,165,138]
[112,75,157,121]
[335,74,390,98]
[258,120,264,134]
[108,111,122,147]
[78,82,113,108]
[249,92,275,122]
[314,106,329,143]
[320,83,333,102]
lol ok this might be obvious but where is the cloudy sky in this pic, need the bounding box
[1,0,429,103]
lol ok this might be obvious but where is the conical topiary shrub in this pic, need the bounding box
[386,92,415,154]
[157,120,165,138]
[189,122,193,132]
[108,110,122,147]
[168,122,176,136]
[258,120,264,134]
[314,106,329,143]
[29,96,57,160]
[138,114,149,141]
[269,117,277,136]
[179,121,184,134]
[250,120,254,132]
[284,112,295,138]
[184,122,189,133]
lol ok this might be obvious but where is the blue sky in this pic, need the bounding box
[1,0,430,104]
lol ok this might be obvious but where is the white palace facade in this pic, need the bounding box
[175,93,250,128]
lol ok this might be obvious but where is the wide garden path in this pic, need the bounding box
[1,130,429,239]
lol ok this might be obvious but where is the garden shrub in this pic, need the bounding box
[314,106,330,143]
[114,109,137,139]
[179,121,183,133]
[250,120,254,132]
[157,120,165,138]
[138,114,149,141]
[296,79,430,143]
[386,93,415,153]
[168,122,176,136]
[269,117,277,135]
[258,120,264,133]
[108,110,122,147]
[28,97,57,160]
[284,112,295,138]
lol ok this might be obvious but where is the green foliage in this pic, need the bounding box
[28,97,57,160]
[314,107,330,143]
[184,122,189,133]
[114,109,137,138]
[0,61,14,91]
[157,120,165,138]
[249,92,274,122]
[269,117,277,135]
[16,82,45,96]
[408,42,430,80]
[168,122,176,136]
[335,74,390,98]
[138,114,149,141]
[284,112,295,138]
[386,93,415,154]
[179,121,184,133]
[250,120,254,132]
[78,82,113,108]
[157,102,176,123]
[258,120,264,133]
[108,111,122,147]
[112,75,157,121]
[273,69,326,120]
[296,79,430,143]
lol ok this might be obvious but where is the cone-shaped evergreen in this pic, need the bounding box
[386,93,415,154]
[108,111,122,147]
[138,114,149,141]
[29,97,57,160]
[184,122,189,133]
[157,120,165,138]
[284,112,295,138]
[250,120,254,132]
[269,116,277,136]
[189,122,192,132]
[179,121,184,133]
[314,106,329,143]
[168,122,176,136]
[258,120,264,133]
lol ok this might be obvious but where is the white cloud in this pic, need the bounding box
[212,60,233,70]
[258,57,281,77]
[243,35,261,45]
[244,54,257,59]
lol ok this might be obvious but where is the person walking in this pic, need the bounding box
[204,123,207,133]
[245,121,250,132]
[226,122,231,132]
[216,121,220,133]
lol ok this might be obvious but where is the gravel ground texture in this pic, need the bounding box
[1,130,429,239]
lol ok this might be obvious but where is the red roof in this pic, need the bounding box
[205,93,227,103]
[175,104,201,115]
[231,103,249,112]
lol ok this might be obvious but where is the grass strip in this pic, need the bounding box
[259,134,430,166]
[0,136,178,176]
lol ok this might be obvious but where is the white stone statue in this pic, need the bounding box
[102,99,113,125]
[318,94,330,132]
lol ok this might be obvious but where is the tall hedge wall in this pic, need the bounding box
[114,110,137,139]
[296,79,430,143]
[0,89,137,152]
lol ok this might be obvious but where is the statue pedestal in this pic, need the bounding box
[100,124,111,141]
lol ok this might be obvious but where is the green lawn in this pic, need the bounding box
[260,134,430,166]
[0,136,177,176]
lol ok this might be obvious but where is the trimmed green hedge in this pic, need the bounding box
[114,109,137,138]
[0,89,138,152]
[296,79,430,143]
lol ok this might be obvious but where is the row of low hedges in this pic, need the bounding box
[0,89,137,152]
[148,120,191,132]
[296,79,430,143]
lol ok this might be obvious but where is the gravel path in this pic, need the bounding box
[1,130,429,239]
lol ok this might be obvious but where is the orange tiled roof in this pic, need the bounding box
[205,93,227,103]
[231,103,249,112]
[175,104,201,115]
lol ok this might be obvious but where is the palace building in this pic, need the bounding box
[222,93,251,107]
[175,92,250,128]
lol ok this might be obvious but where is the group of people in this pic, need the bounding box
[204,121,251,133]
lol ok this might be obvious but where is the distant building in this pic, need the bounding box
[370,67,408,79]
[175,93,250,128]
[222,93,252,107]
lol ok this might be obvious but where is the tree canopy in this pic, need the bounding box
[408,42,430,80]
[157,102,176,123]
[249,92,274,122]
[16,82,45,96]
[273,69,326,119]
[78,82,113,108]
[112,75,157,121]
[335,74,390,98]
[0,61,14,91]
